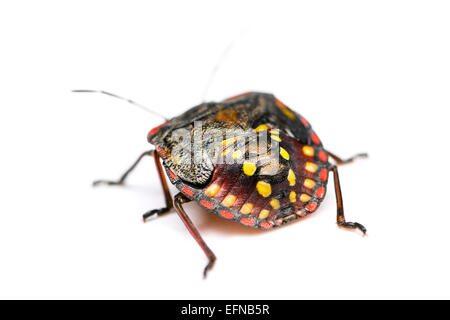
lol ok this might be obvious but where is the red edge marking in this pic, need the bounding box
[306,202,318,212]
[315,186,325,199]
[168,170,177,180]
[260,221,274,229]
[300,117,309,127]
[181,186,194,197]
[200,200,214,210]
[224,92,254,102]
[148,122,168,140]
[298,210,307,217]
[311,132,321,144]
[156,146,166,158]
[220,210,234,220]
[319,151,328,162]
[240,217,255,227]
[320,168,328,182]
[275,99,285,108]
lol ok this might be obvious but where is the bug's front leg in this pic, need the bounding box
[330,165,367,235]
[173,193,216,279]
[93,150,153,187]
[93,150,173,221]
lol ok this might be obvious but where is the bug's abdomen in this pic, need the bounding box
[191,132,330,229]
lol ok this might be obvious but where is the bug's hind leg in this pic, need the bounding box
[173,193,216,279]
[93,150,173,220]
[330,165,367,235]
[326,150,368,166]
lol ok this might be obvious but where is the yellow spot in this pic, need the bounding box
[205,184,220,197]
[287,169,296,186]
[282,107,295,119]
[243,161,257,176]
[271,135,281,142]
[240,203,254,214]
[302,146,314,157]
[270,198,280,210]
[305,162,318,173]
[280,147,290,160]
[259,209,270,220]
[222,195,237,207]
[222,137,238,146]
[304,179,316,189]
[255,124,269,132]
[232,150,242,160]
[256,181,272,198]
[221,148,231,156]
[300,193,311,202]
[269,129,280,135]
[289,191,296,203]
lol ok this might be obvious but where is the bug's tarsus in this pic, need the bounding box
[93,180,124,187]
[331,164,367,235]
[203,258,216,279]
[327,151,369,166]
[142,207,171,222]
[94,149,174,221]
[72,89,168,120]
[173,193,216,279]
[339,221,367,235]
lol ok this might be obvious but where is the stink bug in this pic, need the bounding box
[81,90,367,278]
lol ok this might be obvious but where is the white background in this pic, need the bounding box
[0,1,449,299]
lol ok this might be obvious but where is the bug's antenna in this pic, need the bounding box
[72,90,168,121]
[201,29,247,102]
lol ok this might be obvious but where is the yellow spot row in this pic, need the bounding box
[288,169,296,186]
[290,191,296,203]
[302,146,314,157]
[259,209,270,220]
[282,107,295,119]
[222,195,237,207]
[270,198,280,210]
[232,150,242,160]
[205,183,220,197]
[271,135,281,142]
[222,137,238,146]
[255,124,269,132]
[305,162,318,173]
[304,178,316,189]
[240,203,254,214]
[241,203,270,220]
[280,147,290,160]
[300,193,311,203]
[256,181,272,197]
[243,161,257,176]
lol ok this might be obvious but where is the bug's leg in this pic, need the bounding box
[93,150,173,219]
[142,151,173,221]
[93,150,154,186]
[326,150,368,166]
[330,165,367,235]
[173,193,216,279]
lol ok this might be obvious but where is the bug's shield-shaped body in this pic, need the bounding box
[148,92,329,229]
